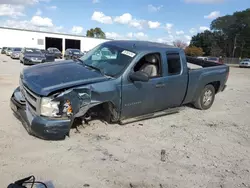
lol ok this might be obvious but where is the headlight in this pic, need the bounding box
[40,97,60,117]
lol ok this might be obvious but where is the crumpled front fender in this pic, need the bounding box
[53,86,102,123]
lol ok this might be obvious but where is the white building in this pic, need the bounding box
[0,27,110,52]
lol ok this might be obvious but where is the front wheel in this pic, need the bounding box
[193,84,215,110]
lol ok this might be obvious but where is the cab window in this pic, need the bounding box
[134,53,162,79]
[166,52,181,75]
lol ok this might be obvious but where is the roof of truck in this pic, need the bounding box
[104,40,178,53]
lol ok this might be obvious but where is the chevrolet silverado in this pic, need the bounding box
[10,40,229,140]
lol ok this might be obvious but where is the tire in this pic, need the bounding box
[194,84,215,110]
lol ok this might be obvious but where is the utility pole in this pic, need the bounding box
[232,34,239,58]
[240,41,245,58]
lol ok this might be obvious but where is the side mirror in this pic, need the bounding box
[129,71,149,82]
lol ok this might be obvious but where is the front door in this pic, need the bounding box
[121,77,164,119]
[121,52,165,119]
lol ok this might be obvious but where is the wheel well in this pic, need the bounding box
[85,102,119,123]
[207,81,220,93]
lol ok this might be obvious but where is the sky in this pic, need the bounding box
[0,0,249,44]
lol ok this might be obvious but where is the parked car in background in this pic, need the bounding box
[10,47,22,59]
[82,51,88,55]
[6,47,13,56]
[1,47,7,54]
[239,58,250,68]
[40,49,55,62]
[20,48,46,65]
[47,47,62,59]
[207,57,223,64]
[197,56,208,61]
[64,48,83,60]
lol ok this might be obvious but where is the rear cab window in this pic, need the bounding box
[166,52,182,75]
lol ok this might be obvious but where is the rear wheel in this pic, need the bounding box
[194,84,215,110]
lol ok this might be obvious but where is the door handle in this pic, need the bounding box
[155,83,165,88]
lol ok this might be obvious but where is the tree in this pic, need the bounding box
[189,30,214,56]
[86,27,106,39]
[189,8,250,58]
[210,8,250,57]
[185,46,204,57]
[173,40,187,49]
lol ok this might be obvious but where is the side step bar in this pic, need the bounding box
[119,107,182,125]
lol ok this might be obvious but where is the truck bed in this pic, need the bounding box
[186,56,222,68]
[183,56,229,105]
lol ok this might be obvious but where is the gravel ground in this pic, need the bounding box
[0,54,249,188]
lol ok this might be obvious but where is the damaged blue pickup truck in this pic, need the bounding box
[10,40,229,140]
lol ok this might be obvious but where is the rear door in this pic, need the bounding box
[154,51,188,111]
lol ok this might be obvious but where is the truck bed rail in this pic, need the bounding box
[186,56,222,68]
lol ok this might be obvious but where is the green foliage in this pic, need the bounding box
[185,46,204,57]
[190,30,214,56]
[86,27,106,39]
[190,8,250,58]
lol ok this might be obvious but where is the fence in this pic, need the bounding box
[223,58,240,64]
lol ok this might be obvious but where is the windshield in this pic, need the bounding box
[70,49,81,54]
[13,48,21,51]
[52,48,60,52]
[242,59,250,62]
[79,44,136,77]
[25,48,42,54]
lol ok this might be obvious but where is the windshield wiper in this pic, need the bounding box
[76,59,113,77]
[76,58,84,64]
[76,59,105,75]
[85,64,104,75]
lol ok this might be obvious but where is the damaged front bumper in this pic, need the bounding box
[10,87,71,140]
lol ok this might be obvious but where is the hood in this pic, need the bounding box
[22,60,110,96]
